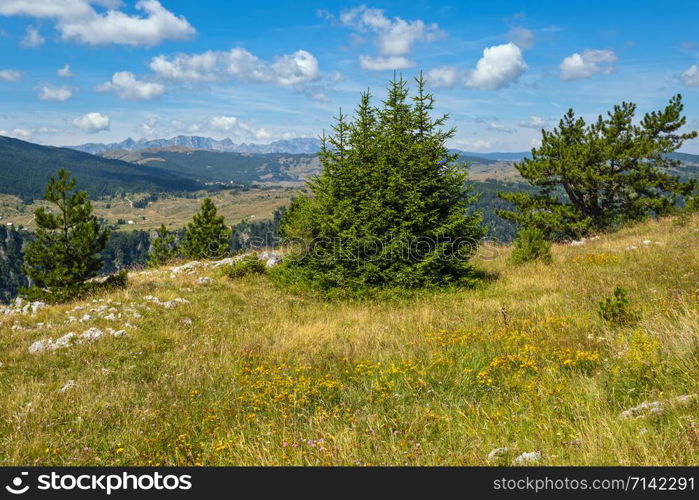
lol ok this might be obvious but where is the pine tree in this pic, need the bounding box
[148,224,177,267]
[498,95,698,240]
[22,169,109,303]
[0,225,27,303]
[180,198,231,260]
[510,226,552,264]
[278,74,486,291]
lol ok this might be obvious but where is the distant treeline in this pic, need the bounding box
[0,180,537,303]
[0,225,26,303]
[0,208,288,303]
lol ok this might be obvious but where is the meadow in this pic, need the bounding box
[0,213,697,466]
[0,187,298,231]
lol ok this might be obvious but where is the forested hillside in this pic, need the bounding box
[0,136,202,200]
[104,149,321,184]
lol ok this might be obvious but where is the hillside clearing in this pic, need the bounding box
[0,214,697,466]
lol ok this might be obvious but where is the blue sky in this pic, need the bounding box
[1,0,699,152]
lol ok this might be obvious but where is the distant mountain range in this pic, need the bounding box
[68,135,538,160]
[3,132,698,202]
[70,136,323,156]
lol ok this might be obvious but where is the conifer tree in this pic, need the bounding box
[278,74,485,291]
[22,169,109,302]
[148,224,176,267]
[498,95,698,240]
[181,197,231,259]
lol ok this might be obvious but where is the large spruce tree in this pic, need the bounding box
[498,95,697,240]
[22,169,109,303]
[278,74,486,291]
[180,198,231,259]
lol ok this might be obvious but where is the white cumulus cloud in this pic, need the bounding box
[21,26,45,48]
[0,0,195,47]
[72,112,110,133]
[0,69,22,82]
[209,116,270,140]
[519,115,549,129]
[680,64,699,87]
[453,138,492,151]
[359,55,413,71]
[150,48,321,87]
[466,43,528,90]
[507,27,534,50]
[149,50,218,82]
[559,49,617,80]
[487,122,515,134]
[269,50,321,86]
[337,5,443,71]
[57,64,74,77]
[0,128,32,140]
[36,84,73,101]
[97,71,165,100]
[426,66,459,88]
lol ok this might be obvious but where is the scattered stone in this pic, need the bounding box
[569,239,585,246]
[259,251,282,268]
[196,277,214,285]
[30,302,46,314]
[487,447,510,461]
[210,257,236,268]
[619,394,698,419]
[673,394,699,407]
[620,401,664,419]
[180,317,193,326]
[79,328,104,342]
[1,300,47,317]
[28,326,128,354]
[80,314,92,323]
[513,451,542,465]
[28,339,56,354]
[59,380,76,393]
[145,296,190,309]
[170,261,203,274]
[54,333,77,349]
[625,245,638,251]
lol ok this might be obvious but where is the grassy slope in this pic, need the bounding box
[2,188,297,231]
[0,214,697,466]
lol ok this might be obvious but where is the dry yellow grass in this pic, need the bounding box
[1,188,300,230]
[0,213,697,466]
